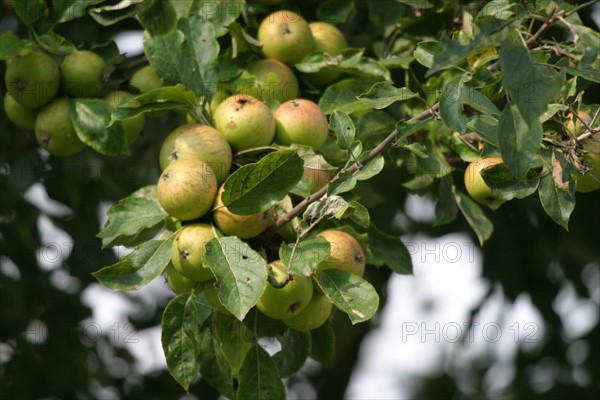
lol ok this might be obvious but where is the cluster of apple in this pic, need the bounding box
[3,47,161,156]
[464,110,599,205]
[153,10,364,330]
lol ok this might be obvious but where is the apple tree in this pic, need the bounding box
[1,0,599,399]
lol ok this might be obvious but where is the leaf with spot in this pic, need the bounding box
[202,236,268,320]
[162,289,212,391]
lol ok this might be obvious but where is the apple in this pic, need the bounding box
[204,280,231,314]
[283,290,332,331]
[305,22,348,86]
[317,230,365,277]
[273,99,329,149]
[244,59,299,104]
[256,260,314,320]
[60,50,107,98]
[213,185,274,239]
[157,159,218,221]
[35,97,86,156]
[212,94,275,152]
[3,93,38,130]
[576,131,600,193]
[166,263,196,294]
[566,111,592,135]
[130,65,162,94]
[159,124,232,184]
[257,11,314,65]
[464,157,506,206]
[103,91,145,144]
[4,50,60,108]
[171,223,217,282]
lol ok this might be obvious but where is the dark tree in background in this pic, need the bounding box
[1,1,599,399]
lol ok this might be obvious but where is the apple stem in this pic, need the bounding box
[267,103,440,236]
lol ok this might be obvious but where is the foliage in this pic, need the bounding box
[1,1,599,399]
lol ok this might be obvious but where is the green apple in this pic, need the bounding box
[244,59,299,104]
[305,22,348,86]
[166,263,196,294]
[204,280,231,314]
[35,97,86,156]
[159,124,232,184]
[103,91,145,144]
[130,65,162,94]
[213,185,273,239]
[273,99,329,149]
[157,159,218,221]
[5,50,60,108]
[317,230,366,277]
[257,11,314,65]
[464,157,505,206]
[283,290,332,331]
[576,132,600,193]
[4,93,38,130]
[256,260,314,320]
[60,50,106,98]
[213,94,275,152]
[171,223,216,282]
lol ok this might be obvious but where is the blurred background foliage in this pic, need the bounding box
[1,0,599,399]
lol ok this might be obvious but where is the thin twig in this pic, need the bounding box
[267,103,440,236]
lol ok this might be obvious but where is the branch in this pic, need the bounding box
[267,103,439,236]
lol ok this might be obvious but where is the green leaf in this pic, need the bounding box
[327,173,357,196]
[467,115,499,146]
[70,99,129,156]
[137,0,177,35]
[88,0,142,26]
[414,41,443,68]
[191,0,244,38]
[453,190,493,245]
[13,0,47,26]
[92,238,173,290]
[110,85,196,121]
[319,79,376,115]
[434,178,459,226]
[440,76,500,133]
[222,150,303,215]
[562,67,600,83]
[367,224,412,274]
[348,201,370,228]
[315,269,379,324]
[33,31,76,54]
[202,237,268,320]
[0,33,33,60]
[162,290,212,391]
[310,321,336,363]
[213,313,253,375]
[178,16,219,101]
[54,0,106,23]
[273,329,311,377]
[317,0,355,23]
[197,320,236,399]
[499,31,562,125]
[538,151,576,230]
[97,197,168,249]
[279,238,331,277]
[498,103,543,182]
[481,163,539,201]
[238,343,286,400]
[355,156,385,181]
[357,82,417,110]
[329,111,356,150]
